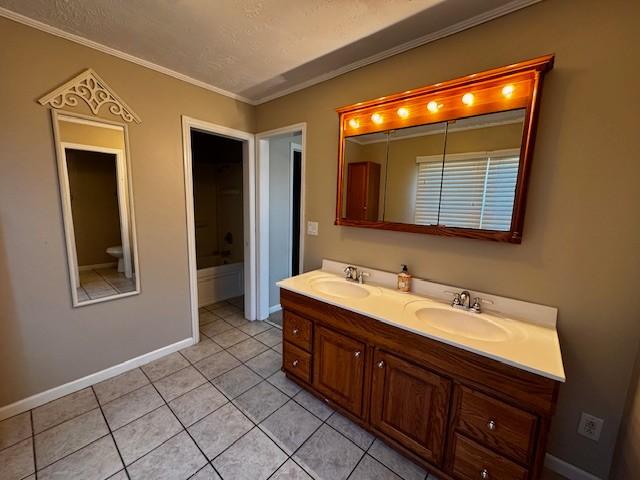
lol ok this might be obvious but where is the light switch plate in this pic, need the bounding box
[307,221,318,236]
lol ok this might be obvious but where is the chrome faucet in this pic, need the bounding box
[451,290,482,313]
[357,271,370,284]
[344,265,358,282]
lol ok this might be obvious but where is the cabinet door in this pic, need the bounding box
[346,162,380,221]
[346,162,368,220]
[371,350,451,465]
[313,326,366,417]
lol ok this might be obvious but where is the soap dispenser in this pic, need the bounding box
[397,264,411,293]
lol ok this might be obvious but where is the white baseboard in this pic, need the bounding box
[0,337,195,421]
[545,454,603,480]
[269,304,282,314]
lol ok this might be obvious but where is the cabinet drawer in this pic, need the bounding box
[283,341,312,383]
[451,434,528,480]
[455,386,537,464]
[283,311,313,352]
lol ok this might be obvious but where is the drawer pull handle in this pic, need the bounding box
[487,420,496,431]
[377,360,385,369]
[292,360,299,367]
[354,351,361,358]
[480,469,490,479]
[292,328,299,336]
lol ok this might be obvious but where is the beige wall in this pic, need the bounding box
[255,0,640,477]
[58,120,126,150]
[0,17,253,408]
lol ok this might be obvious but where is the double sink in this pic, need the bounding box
[309,276,516,343]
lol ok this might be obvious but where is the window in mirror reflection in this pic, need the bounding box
[436,109,525,230]
[55,114,139,305]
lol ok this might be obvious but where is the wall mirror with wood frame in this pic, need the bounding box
[336,55,553,243]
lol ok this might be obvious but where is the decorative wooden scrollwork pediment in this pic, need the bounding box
[39,69,141,124]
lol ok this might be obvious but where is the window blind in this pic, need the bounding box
[414,149,520,230]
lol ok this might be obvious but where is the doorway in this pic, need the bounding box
[182,117,256,342]
[256,124,307,324]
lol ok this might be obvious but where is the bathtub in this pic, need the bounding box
[197,255,244,307]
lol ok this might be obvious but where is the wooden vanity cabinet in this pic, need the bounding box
[280,289,560,480]
[371,350,451,465]
[314,325,367,417]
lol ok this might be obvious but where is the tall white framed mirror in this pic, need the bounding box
[52,110,140,306]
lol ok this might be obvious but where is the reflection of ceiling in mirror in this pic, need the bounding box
[346,109,525,145]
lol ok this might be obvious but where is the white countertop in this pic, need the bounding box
[277,268,565,382]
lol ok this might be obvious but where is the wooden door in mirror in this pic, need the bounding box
[335,55,554,243]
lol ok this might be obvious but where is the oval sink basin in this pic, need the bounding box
[414,307,510,342]
[309,279,374,299]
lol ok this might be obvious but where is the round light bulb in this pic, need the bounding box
[371,113,384,124]
[348,118,360,129]
[462,93,474,106]
[397,107,409,118]
[502,84,515,98]
[427,101,440,113]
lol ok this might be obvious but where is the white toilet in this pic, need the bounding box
[106,245,124,273]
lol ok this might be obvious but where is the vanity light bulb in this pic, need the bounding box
[348,118,360,129]
[371,113,384,124]
[462,93,474,106]
[427,101,440,113]
[397,107,410,118]
[502,84,515,98]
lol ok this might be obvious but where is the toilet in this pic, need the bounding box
[106,245,124,273]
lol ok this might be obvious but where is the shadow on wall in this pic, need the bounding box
[0,219,27,407]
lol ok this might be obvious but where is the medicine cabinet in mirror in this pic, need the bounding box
[336,55,553,242]
[52,111,140,306]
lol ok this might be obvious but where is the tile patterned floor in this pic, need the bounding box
[0,297,566,480]
[77,267,136,301]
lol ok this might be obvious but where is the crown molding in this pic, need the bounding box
[1,0,541,106]
[0,6,254,105]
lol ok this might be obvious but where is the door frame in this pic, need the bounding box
[181,116,257,343]
[60,142,132,284]
[289,142,302,277]
[255,123,307,320]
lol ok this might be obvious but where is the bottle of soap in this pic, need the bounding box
[397,264,411,293]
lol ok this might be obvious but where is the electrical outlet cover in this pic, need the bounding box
[578,412,604,441]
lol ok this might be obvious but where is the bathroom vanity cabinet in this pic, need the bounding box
[280,289,560,480]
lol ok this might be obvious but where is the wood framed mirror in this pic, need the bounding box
[335,55,553,243]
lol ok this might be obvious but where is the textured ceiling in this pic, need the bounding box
[0,0,531,103]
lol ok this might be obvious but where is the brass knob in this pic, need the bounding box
[480,469,489,479]
[487,420,496,431]
[354,351,361,358]
[377,360,384,368]
[292,328,299,336]
[292,360,299,367]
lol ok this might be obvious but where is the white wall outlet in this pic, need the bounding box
[307,221,318,236]
[578,412,604,441]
